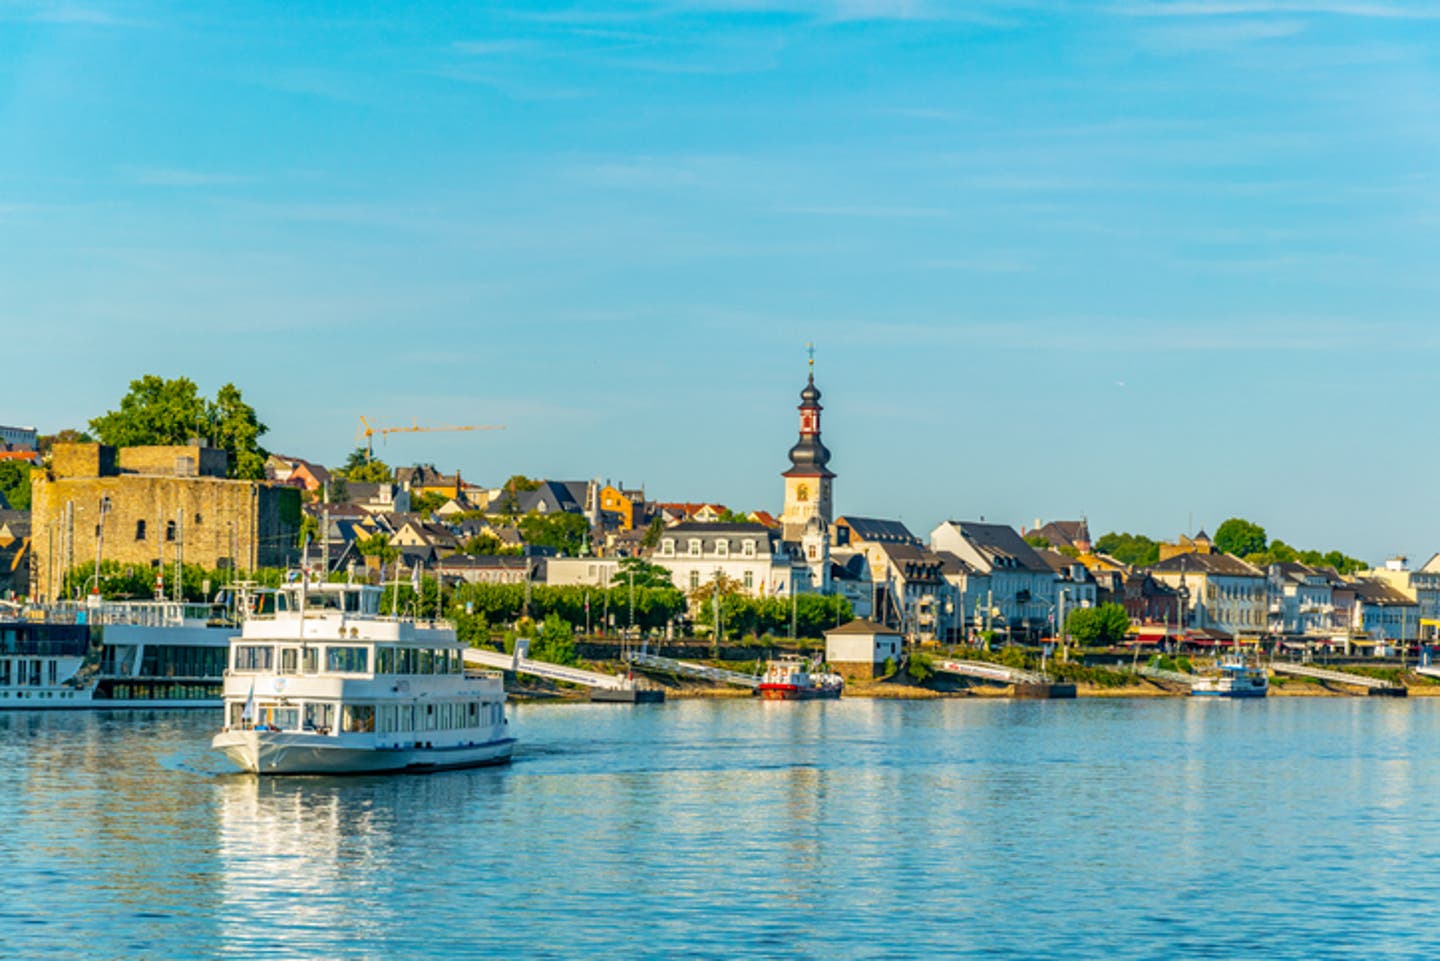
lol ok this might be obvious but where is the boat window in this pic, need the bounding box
[304,702,334,732]
[234,646,274,672]
[469,702,478,722]
[326,646,370,673]
[418,649,433,674]
[343,592,361,613]
[48,660,57,685]
[377,647,396,675]
[304,647,318,673]
[228,702,245,728]
[342,704,375,733]
[433,650,447,675]
[0,660,9,686]
[280,648,299,674]
[397,647,415,674]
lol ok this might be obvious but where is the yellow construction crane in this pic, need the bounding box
[356,417,504,460]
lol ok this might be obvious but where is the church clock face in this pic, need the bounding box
[796,483,810,502]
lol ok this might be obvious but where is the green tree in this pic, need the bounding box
[357,533,398,565]
[1214,518,1267,558]
[1064,603,1131,645]
[1094,532,1160,567]
[410,490,448,515]
[209,382,269,479]
[461,531,504,556]
[347,460,393,484]
[640,516,665,550]
[88,376,269,480]
[612,557,675,590]
[327,477,349,503]
[518,511,591,555]
[1024,534,1052,549]
[529,613,578,666]
[0,461,32,510]
[297,513,319,549]
[90,375,209,448]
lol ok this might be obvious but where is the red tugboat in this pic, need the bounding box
[757,655,843,700]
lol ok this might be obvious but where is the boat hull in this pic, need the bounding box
[212,730,516,775]
[1191,687,1268,698]
[757,684,842,701]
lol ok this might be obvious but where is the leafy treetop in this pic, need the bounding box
[1213,517,1267,558]
[88,375,269,480]
[1094,532,1160,567]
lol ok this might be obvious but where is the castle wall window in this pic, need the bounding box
[166,521,177,542]
[135,520,147,541]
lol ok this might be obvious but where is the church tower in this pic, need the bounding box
[781,349,835,542]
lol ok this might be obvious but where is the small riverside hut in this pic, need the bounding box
[824,619,903,679]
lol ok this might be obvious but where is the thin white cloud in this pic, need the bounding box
[776,203,950,218]
[1116,1,1440,18]
[1137,17,1306,49]
[126,168,257,187]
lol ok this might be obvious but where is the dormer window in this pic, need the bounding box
[688,539,702,557]
[716,540,729,557]
[742,540,756,558]
[660,539,675,556]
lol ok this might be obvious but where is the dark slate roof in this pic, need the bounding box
[0,509,30,536]
[668,521,774,535]
[947,522,1054,573]
[835,516,919,545]
[830,553,868,581]
[1352,578,1416,605]
[934,550,977,577]
[826,618,902,637]
[1149,552,1262,577]
[438,555,530,570]
[1031,519,1090,550]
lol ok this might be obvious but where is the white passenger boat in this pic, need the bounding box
[0,600,231,709]
[1191,658,1269,698]
[211,580,514,775]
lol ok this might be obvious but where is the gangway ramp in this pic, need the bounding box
[1138,665,1195,686]
[625,651,760,689]
[1272,662,1406,696]
[931,659,1047,686]
[464,647,626,691]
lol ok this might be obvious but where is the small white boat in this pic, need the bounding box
[212,580,513,775]
[757,654,843,701]
[1191,658,1269,698]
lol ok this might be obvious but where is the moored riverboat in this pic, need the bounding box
[0,600,231,709]
[1191,658,1269,698]
[211,580,513,775]
[756,654,843,701]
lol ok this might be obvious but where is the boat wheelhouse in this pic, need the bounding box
[212,580,513,775]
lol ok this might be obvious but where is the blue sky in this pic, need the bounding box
[3,0,1439,563]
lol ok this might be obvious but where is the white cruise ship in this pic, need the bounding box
[0,599,231,709]
[211,580,514,775]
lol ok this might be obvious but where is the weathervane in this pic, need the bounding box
[806,341,815,370]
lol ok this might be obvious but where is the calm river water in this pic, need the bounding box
[3,698,1439,960]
